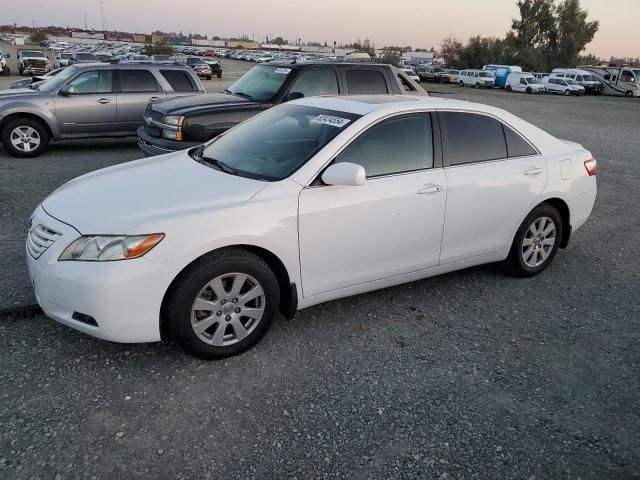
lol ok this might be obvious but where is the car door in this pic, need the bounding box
[54,69,118,135]
[298,113,447,297]
[437,111,547,264]
[116,68,167,132]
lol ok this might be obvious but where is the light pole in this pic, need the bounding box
[99,0,105,33]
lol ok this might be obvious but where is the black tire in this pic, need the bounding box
[505,204,563,277]
[475,83,481,89]
[1,66,9,76]
[563,89,571,96]
[625,91,633,98]
[526,87,532,94]
[217,72,222,78]
[18,67,24,76]
[459,81,464,87]
[1,117,50,158]
[506,85,512,92]
[165,248,280,360]
[206,75,212,80]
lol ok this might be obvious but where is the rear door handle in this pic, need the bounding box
[524,167,544,176]
[97,98,111,104]
[417,184,444,195]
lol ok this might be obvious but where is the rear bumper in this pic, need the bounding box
[137,126,201,157]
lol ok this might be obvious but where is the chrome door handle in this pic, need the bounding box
[524,167,544,176]
[97,98,111,104]
[149,96,159,102]
[417,184,444,194]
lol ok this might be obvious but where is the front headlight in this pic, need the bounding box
[59,234,164,261]
[163,115,184,127]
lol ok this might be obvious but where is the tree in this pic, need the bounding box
[143,42,174,56]
[29,30,47,44]
[508,0,557,70]
[440,37,464,68]
[272,36,287,46]
[555,0,599,67]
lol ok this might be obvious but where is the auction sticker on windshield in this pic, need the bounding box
[274,68,292,75]
[312,115,352,128]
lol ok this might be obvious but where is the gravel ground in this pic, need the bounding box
[0,65,639,479]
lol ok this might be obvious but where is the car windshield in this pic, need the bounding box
[582,74,596,82]
[36,66,79,92]
[195,104,361,181]
[23,50,46,58]
[226,65,292,102]
[525,77,540,84]
[633,70,640,82]
[187,57,204,64]
[449,70,459,75]
[565,79,579,85]
[479,71,492,78]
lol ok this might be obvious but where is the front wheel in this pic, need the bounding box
[1,117,50,158]
[459,81,464,87]
[217,72,222,78]
[506,85,512,92]
[505,204,563,277]
[165,248,280,359]
[526,87,532,94]
[475,83,481,89]
[563,89,571,96]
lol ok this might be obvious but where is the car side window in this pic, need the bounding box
[345,69,388,94]
[621,71,634,82]
[440,112,507,166]
[334,114,433,178]
[397,73,417,92]
[520,78,527,85]
[67,70,113,94]
[160,69,198,92]
[120,69,159,93]
[289,69,339,97]
[503,125,537,158]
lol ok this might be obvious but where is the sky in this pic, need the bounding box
[4,0,638,58]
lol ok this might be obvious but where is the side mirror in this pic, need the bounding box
[59,85,77,96]
[284,91,304,102]
[322,162,366,187]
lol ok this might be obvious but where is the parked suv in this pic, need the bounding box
[184,56,214,80]
[0,62,205,157]
[138,62,427,156]
[0,49,10,76]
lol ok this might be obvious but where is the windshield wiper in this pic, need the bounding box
[191,145,239,176]
[228,90,254,100]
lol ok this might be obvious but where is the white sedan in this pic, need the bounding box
[26,96,597,359]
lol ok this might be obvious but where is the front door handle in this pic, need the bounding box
[524,167,544,176]
[417,184,444,195]
[97,98,111,104]
[148,96,159,102]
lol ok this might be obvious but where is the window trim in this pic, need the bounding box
[437,110,540,168]
[306,111,441,188]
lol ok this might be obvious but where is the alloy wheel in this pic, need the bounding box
[10,126,41,153]
[521,216,556,268]
[190,272,266,347]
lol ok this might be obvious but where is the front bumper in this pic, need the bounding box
[26,205,186,343]
[137,126,201,157]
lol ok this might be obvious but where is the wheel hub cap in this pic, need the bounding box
[190,273,266,347]
[522,216,556,268]
[10,126,40,153]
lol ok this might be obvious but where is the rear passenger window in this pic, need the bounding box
[440,112,507,166]
[503,125,537,157]
[334,114,433,177]
[346,69,388,94]
[289,69,339,97]
[120,70,159,92]
[161,69,198,92]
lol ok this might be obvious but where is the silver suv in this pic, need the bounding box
[0,62,205,157]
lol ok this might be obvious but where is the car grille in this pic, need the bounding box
[25,59,47,68]
[143,108,165,137]
[27,224,62,259]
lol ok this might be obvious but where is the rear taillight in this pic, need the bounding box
[584,159,597,176]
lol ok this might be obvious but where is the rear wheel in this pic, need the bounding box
[165,248,280,359]
[625,90,633,97]
[459,81,464,87]
[506,85,512,92]
[1,66,9,76]
[1,117,50,158]
[526,87,532,94]
[505,204,563,277]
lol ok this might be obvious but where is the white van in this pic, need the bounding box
[459,69,495,88]
[542,77,585,96]
[505,73,545,93]
[550,69,603,94]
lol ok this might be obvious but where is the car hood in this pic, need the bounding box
[150,93,255,116]
[0,88,42,99]
[42,150,268,234]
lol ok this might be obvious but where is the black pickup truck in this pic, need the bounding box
[137,62,427,156]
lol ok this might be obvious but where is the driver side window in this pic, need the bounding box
[67,70,113,94]
[289,70,339,98]
[334,114,433,178]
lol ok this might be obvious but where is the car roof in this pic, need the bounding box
[290,95,494,116]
